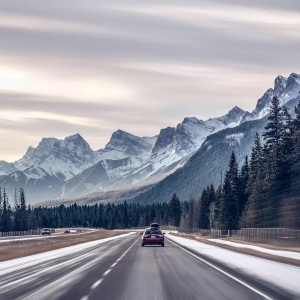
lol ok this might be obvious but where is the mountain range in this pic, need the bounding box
[1,72,300,205]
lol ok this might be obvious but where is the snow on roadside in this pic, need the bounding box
[0,232,135,272]
[209,239,300,261]
[167,234,300,297]
[0,228,97,243]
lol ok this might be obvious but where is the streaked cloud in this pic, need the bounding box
[0,0,299,162]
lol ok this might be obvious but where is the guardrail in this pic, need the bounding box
[227,228,300,246]
[0,228,55,237]
[166,226,300,246]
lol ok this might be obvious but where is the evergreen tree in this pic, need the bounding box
[122,201,129,228]
[14,188,21,231]
[220,152,241,230]
[239,156,249,226]
[293,99,300,131]
[263,96,284,151]
[219,171,232,229]
[168,193,182,227]
[19,188,27,231]
[0,189,12,232]
[198,187,210,229]
[262,98,288,226]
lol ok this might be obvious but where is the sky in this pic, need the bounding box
[1,0,300,162]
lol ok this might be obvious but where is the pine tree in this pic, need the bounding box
[219,152,241,230]
[263,96,284,151]
[239,156,249,227]
[168,193,182,227]
[198,187,210,229]
[0,189,11,232]
[260,97,286,226]
[122,201,129,228]
[19,188,27,231]
[14,188,21,231]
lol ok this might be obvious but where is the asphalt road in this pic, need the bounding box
[0,233,279,300]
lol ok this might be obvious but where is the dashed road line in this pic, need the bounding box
[82,236,140,300]
[103,269,111,276]
[90,279,103,290]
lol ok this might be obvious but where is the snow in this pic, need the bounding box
[209,239,300,261]
[167,234,300,297]
[225,133,244,144]
[0,229,98,243]
[0,233,135,262]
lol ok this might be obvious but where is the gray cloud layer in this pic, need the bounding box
[0,0,300,161]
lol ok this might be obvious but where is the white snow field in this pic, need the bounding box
[209,239,300,261]
[167,234,300,298]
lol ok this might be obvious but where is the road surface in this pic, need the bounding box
[0,233,284,300]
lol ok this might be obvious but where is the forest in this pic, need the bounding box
[0,96,300,232]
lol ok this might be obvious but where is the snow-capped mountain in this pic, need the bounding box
[252,73,300,119]
[14,134,97,181]
[1,72,299,204]
[128,74,300,205]
[0,165,62,201]
[0,161,17,176]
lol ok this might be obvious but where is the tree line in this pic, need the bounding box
[0,189,182,231]
[1,97,299,231]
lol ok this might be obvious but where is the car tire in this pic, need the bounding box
[161,243,164,247]
[142,243,145,247]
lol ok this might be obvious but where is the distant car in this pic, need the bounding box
[42,228,51,235]
[150,223,160,229]
[64,230,70,233]
[141,228,164,247]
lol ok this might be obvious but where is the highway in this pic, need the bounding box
[0,233,283,300]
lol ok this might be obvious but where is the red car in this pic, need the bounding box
[141,228,165,247]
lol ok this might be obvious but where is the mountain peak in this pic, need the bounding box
[221,106,246,126]
[228,106,244,114]
[105,129,152,156]
[274,75,287,96]
[64,133,88,146]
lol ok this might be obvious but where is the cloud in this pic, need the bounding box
[0,0,299,162]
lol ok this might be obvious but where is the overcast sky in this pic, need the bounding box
[1,0,300,162]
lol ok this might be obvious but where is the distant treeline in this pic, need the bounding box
[1,96,300,231]
[0,189,182,231]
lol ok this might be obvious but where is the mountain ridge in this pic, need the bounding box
[1,72,300,204]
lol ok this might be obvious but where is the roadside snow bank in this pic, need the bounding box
[0,232,135,272]
[167,234,300,297]
[209,239,300,261]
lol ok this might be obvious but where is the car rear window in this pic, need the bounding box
[145,230,162,234]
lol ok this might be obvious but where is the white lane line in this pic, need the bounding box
[90,279,103,290]
[80,296,89,300]
[168,239,274,300]
[103,269,112,276]
[88,236,140,293]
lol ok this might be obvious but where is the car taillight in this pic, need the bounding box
[157,235,164,238]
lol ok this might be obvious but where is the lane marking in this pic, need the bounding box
[103,269,112,276]
[167,238,274,300]
[85,236,140,297]
[90,279,103,290]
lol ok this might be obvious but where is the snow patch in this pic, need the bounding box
[167,234,300,297]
